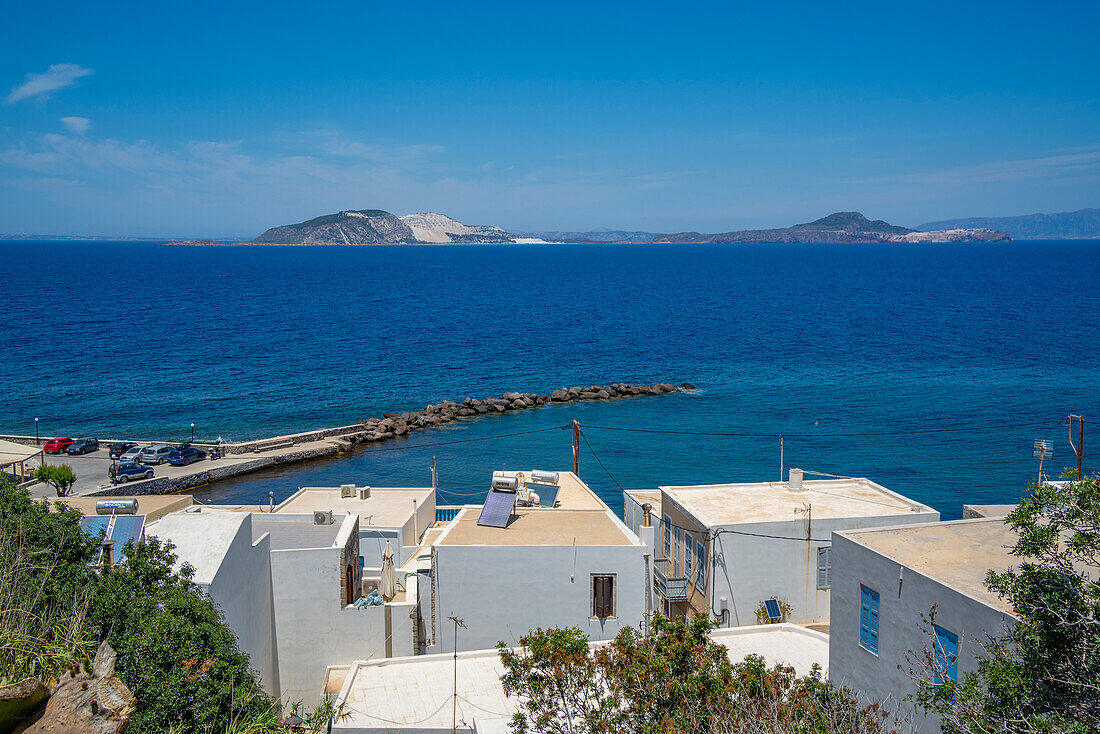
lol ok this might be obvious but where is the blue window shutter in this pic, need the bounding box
[934,625,959,684]
[860,585,880,654]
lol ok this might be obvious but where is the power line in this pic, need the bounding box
[582,420,1053,439]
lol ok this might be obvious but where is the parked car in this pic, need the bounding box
[109,441,138,460]
[168,447,206,466]
[66,438,100,455]
[119,445,144,463]
[109,462,153,483]
[139,445,174,465]
[43,437,74,454]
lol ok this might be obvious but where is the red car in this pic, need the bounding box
[43,437,75,454]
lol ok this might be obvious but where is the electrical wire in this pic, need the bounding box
[582,420,1053,438]
[359,424,570,453]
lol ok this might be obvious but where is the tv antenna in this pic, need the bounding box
[1032,439,1053,483]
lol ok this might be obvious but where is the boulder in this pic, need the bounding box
[657,383,676,393]
[502,392,523,401]
[511,399,527,409]
[492,404,506,413]
[550,389,569,402]
[596,389,610,399]
[679,382,696,390]
[394,423,409,436]
[580,391,598,400]
[521,396,535,406]
[18,642,135,734]
[473,403,489,414]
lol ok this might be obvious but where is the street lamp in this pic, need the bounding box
[190,423,195,442]
[34,417,39,445]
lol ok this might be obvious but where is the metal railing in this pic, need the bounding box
[435,506,462,522]
[653,558,689,601]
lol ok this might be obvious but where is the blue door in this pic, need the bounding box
[859,585,880,653]
[934,625,959,684]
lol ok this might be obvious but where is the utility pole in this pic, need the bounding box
[779,435,784,481]
[450,614,467,734]
[1068,415,1085,479]
[572,420,580,475]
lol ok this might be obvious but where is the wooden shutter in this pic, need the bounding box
[817,547,831,590]
[593,575,614,618]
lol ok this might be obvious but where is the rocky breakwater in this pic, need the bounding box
[332,382,695,448]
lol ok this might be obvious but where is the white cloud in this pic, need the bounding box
[857,150,1100,187]
[8,64,95,103]
[60,116,91,134]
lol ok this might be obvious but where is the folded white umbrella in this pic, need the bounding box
[380,540,396,601]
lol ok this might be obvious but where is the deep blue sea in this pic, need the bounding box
[3,240,1098,518]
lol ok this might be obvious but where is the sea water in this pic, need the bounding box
[2,239,1098,518]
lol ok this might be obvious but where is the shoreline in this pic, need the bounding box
[8,382,693,498]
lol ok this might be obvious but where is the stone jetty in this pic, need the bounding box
[225,381,694,454]
[77,381,693,497]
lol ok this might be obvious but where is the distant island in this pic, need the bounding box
[239,209,1010,246]
[652,212,1011,243]
[918,207,1100,240]
[252,210,521,245]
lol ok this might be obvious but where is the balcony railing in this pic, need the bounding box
[653,558,689,602]
[435,506,462,523]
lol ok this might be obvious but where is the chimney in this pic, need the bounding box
[642,503,652,528]
[789,468,804,491]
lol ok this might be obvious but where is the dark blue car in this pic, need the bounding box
[168,447,207,466]
[109,462,153,483]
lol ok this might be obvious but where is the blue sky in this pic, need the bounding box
[1,1,1098,237]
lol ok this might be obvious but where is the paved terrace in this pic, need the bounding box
[837,518,1019,614]
[661,477,937,525]
[434,470,637,547]
[331,624,828,732]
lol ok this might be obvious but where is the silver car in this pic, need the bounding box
[139,445,173,465]
[120,445,145,463]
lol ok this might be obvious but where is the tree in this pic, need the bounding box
[0,476,298,733]
[33,463,77,497]
[915,476,1100,733]
[500,616,894,734]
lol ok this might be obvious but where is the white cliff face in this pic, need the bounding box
[888,228,1011,243]
[399,213,515,243]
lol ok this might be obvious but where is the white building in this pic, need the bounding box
[147,484,431,706]
[329,624,829,733]
[829,518,1018,733]
[625,470,939,627]
[425,470,648,653]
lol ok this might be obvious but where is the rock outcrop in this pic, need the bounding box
[653,212,1011,243]
[12,642,135,734]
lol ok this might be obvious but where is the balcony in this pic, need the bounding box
[435,506,462,523]
[653,558,689,602]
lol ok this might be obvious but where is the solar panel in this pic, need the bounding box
[108,515,146,551]
[477,488,516,528]
[764,598,783,622]
[79,516,111,540]
[530,482,561,508]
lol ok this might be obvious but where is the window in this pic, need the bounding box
[684,532,694,582]
[694,539,705,590]
[816,547,832,590]
[663,514,671,560]
[933,625,959,684]
[592,575,616,619]
[859,585,880,654]
[673,525,682,576]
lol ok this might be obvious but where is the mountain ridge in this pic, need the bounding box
[917,208,1100,240]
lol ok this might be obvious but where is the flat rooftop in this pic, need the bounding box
[838,518,1018,614]
[276,486,433,528]
[146,511,249,585]
[251,513,349,550]
[434,470,636,547]
[47,494,194,523]
[661,477,934,526]
[332,624,828,731]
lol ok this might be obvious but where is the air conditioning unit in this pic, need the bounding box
[340,484,356,498]
[313,510,334,525]
[358,486,371,500]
